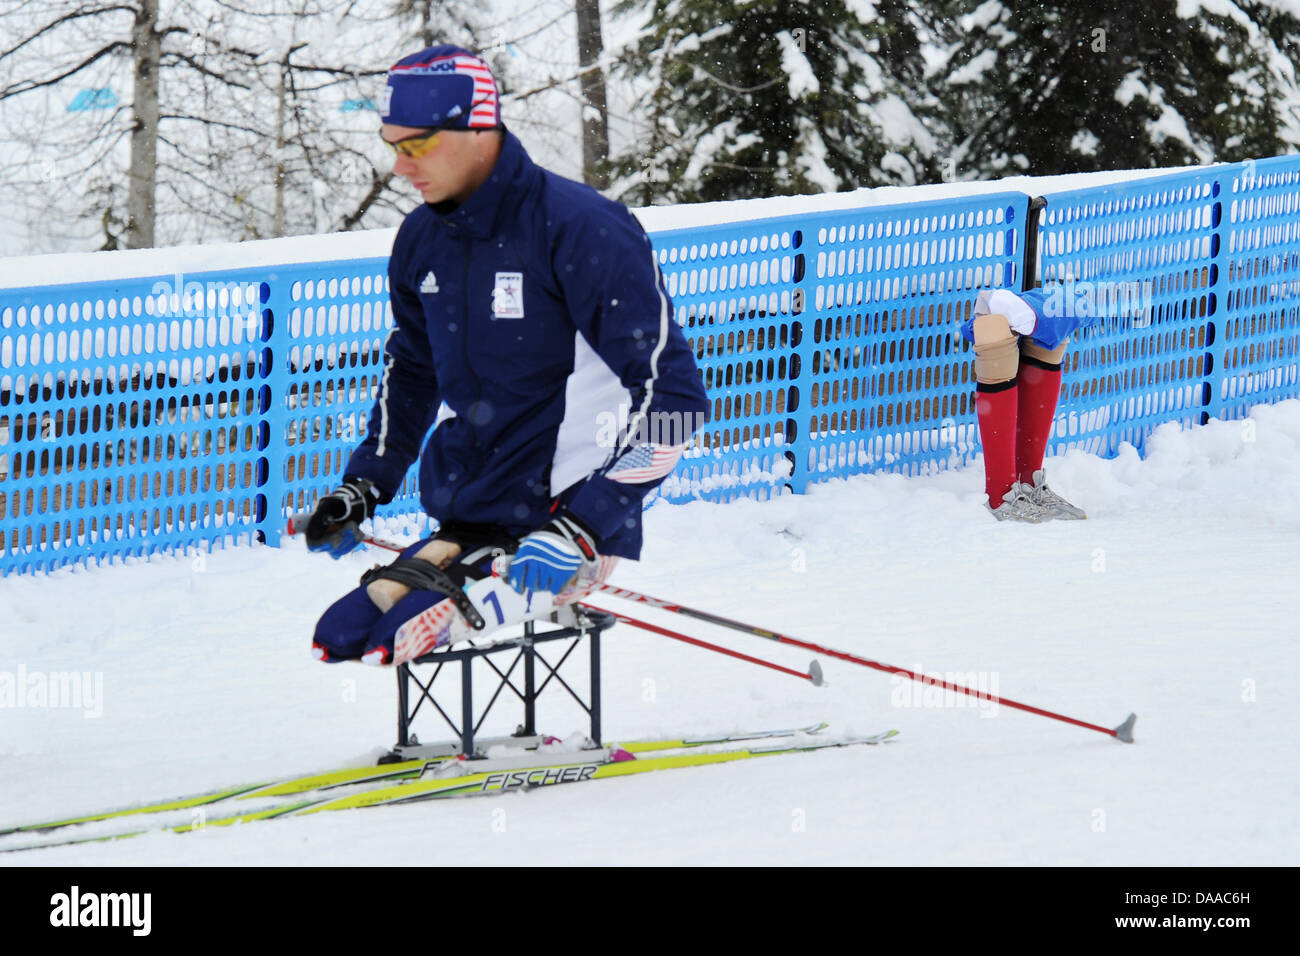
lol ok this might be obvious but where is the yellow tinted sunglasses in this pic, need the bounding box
[382,128,440,159]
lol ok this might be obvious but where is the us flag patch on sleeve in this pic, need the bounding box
[607,443,687,483]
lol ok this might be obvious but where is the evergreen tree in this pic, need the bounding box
[609,0,949,204]
[938,0,1300,177]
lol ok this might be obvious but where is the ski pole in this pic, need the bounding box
[292,520,1131,739]
[286,519,823,686]
[286,513,406,553]
[591,583,1136,743]
[577,602,824,687]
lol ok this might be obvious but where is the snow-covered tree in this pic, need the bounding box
[938,0,1300,177]
[388,0,483,48]
[608,0,949,204]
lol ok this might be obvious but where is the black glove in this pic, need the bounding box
[304,478,381,558]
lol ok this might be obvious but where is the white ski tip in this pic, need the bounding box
[1113,713,1137,743]
[809,660,826,687]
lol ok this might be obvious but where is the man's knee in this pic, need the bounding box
[312,587,385,662]
[367,538,464,612]
[366,588,449,654]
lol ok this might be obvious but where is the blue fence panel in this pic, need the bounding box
[0,270,274,573]
[650,217,805,503]
[651,191,1025,503]
[1216,156,1300,419]
[268,260,433,546]
[799,193,1025,482]
[1036,167,1225,459]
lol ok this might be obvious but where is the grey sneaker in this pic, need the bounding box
[986,483,1052,522]
[1024,468,1087,520]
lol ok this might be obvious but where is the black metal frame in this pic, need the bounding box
[382,608,614,761]
[1023,195,1048,291]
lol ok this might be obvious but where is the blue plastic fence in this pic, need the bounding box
[652,192,1026,498]
[1034,156,1300,457]
[2,156,1297,574]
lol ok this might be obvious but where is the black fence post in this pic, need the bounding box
[1023,195,1048,292]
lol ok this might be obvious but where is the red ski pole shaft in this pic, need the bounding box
[578,602,824,687]
[591,584,1135,742]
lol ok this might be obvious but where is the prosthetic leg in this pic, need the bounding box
[971,313,1049,521]
[971,310,1085,521]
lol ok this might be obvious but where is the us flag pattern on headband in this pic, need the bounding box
[389,51,501,128]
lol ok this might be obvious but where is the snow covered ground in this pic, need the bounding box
[2,400,1299,865]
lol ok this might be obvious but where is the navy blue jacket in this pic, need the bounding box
[344,131,709,559]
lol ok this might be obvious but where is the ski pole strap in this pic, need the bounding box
[361,558,487,631]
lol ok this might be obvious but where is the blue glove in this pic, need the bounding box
[304,478,381,558]
[507,516,598,595]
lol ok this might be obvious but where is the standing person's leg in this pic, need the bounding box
[1016,338,1086,519]
[1015,340,1067,485]
[971,313,1044,519]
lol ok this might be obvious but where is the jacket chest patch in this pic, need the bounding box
[491,272,524,319]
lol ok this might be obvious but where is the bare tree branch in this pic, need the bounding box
[160,51,255,89]
[333,169,394,232]
[0,4,136,65]
[0,41,130,100]
[158,112,265,137]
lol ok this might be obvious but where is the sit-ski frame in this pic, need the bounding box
[380,608,615,763]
